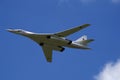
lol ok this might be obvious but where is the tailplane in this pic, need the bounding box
[74,35,94,46]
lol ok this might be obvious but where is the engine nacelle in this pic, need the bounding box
[68,40,72,44]
[58,47,65,52]
[46,36,51,39]
[46,36,72,45]
[42,44,65,52]
[39,43,44,46]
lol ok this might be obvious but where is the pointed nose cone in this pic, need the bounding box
[6,29,13,32]
[7,29,12,31]
[6,29,15,33]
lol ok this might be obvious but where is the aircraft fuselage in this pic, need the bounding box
[24,34,89,50]
[7,24,93,62]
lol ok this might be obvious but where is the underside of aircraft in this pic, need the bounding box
[7,24,94,62]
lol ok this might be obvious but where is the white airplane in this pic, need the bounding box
[7,24,94,62]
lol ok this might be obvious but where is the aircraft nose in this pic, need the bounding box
[6,29,14,32]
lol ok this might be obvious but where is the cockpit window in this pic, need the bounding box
[17,30,21,32]
[16,29,22,32]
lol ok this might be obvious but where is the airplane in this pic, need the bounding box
[7,24,94,62]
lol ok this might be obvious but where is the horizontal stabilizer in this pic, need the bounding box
[80,39,94,46]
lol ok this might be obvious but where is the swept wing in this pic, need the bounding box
[42,46,53,62]
[54,24,90,37]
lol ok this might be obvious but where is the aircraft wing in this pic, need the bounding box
[54,24,90,37]
[42,46,53,62]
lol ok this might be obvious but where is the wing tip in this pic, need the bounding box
[83,24,91,27]
[47,58,52,62]
[79,24,91,29]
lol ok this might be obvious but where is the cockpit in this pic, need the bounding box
[7,29,34,34]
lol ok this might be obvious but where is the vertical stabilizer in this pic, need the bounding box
[75,35,87,42]
[74,35,94,46]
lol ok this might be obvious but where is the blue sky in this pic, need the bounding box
[1,0,120,80]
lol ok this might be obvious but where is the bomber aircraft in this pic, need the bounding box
[7,24,94,62]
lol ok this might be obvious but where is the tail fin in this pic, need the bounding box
[74,35,94,46]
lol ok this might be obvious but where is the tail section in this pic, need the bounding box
[74,35,94,46]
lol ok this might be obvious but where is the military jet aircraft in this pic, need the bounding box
[7,24,94,62]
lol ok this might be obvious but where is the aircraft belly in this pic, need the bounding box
[66,43,88,49]
[45,38,68,46]
[25,35,88,49]
[28,36,69,46]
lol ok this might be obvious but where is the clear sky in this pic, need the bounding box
[1,0,120,80]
